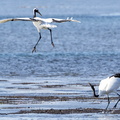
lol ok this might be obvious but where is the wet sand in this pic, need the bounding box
[0,78,120,119]
[0,94,120,115]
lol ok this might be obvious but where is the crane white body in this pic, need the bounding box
[32,17,57,32]
[99,76,120,96]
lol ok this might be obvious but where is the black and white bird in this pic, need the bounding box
[0,8,80,52]
[89,73,120,111]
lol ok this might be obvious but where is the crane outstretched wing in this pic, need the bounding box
[0,17,80,24]
[34,17,80,23]
[0,18,39,23]
[52,17,81,23]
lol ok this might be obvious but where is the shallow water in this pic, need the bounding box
[0,0,120,119]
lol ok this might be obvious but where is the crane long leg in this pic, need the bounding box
[105,96,110,111]
[113,93,120,108]
[48,28,55,47]
[32,32,42,53]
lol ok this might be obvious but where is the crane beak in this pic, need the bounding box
[37,11,42,16]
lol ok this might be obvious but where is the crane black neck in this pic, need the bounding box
[33,11,36,18]
[94,94,99,97]
[89,83,99,97]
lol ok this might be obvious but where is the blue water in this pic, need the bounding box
[0,0,120,80]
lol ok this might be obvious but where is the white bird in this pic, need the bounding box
[89,73,120,111]
[0,8,80,53]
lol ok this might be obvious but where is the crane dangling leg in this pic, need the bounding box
[32,32,42,53]
[48,28,55,47]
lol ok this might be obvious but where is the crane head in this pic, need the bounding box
[33,8,42,16]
